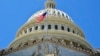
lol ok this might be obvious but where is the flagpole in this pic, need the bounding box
[44,11,49,54]
[46,12,48,38]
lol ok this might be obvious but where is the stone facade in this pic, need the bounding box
[0,0,99,56]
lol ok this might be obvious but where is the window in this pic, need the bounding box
[67,28,70,32]
[55,25,58,30]
[29,27,32,32]
[24,30,27,33]
[53,5,55,8]
[35,26,38,30]
[61,26,64,30]
[51,4,53,8]
[53,10,56,16]
[50,4,52,8]
[48,25,51,29]
[58,12,60,15]
[62,13,64,17]
[66,15,68,18]
[53,11,55,14]
[73,30,75,33]
[41,25,44,30]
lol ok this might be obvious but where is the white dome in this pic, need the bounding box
[27,9,73,22]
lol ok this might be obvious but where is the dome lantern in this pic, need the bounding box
[45,0,56,9]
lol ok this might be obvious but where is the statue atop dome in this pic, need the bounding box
[45,0,56,9]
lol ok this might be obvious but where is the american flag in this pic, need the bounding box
[36,12,47,23]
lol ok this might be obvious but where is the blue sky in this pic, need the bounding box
[0,0,100,49]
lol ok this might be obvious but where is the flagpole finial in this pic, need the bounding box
[45,0,56,9]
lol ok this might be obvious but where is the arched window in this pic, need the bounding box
[41,25,44,30]
[67,28,70,32]
[53,10,56,16]
[55,25,58,30]
[51,4,53,8]
[66,15,68,18]
[53,4,55,8]
[35,26,38,30]
[62,13,64,17]
[48,25,51,29]
[29,27,32,32]
[50,3,53,8]
[58,12,60,15]
[53,10,55,14]
[73,30,75,33]
[61,26,64,30]
[24,30,27,33]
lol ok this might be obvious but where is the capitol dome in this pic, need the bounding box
[0,0,97,56]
